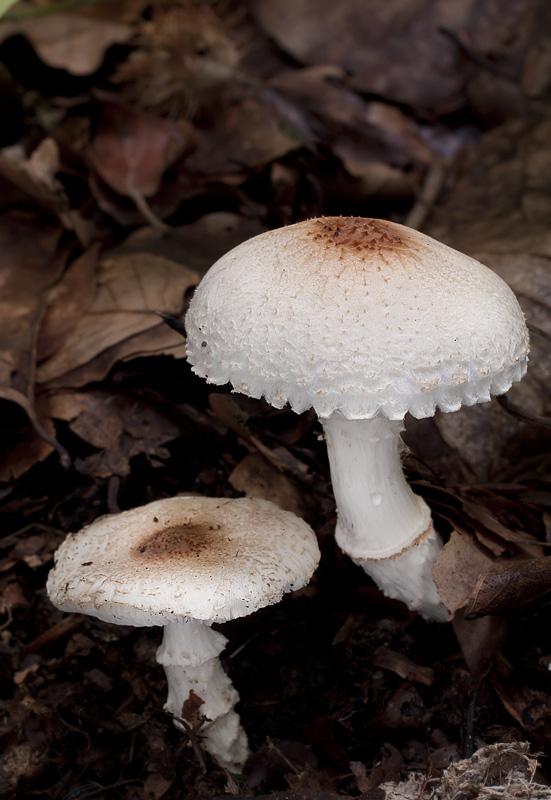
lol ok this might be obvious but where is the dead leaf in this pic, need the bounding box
[48,390,181,479]
[432,530,495,617]
[252,0,475,116]
[0,138,68,212]
[464,557,551,618]
[375,685,429,731]
[452,611,507,678]
[87,102,194,198]
[142,772,174,800]
[229,452,307,518]
[0,209,72,472]
[491,654,551,745]
[371,647,435,686]
[0,210,64,396]
[37,244,100,362]
[185,93,299,178]
[0,12,131,76]
[424,115,551,479]
[87,102,195,229]
[252,0,549,121]
[40,323,188,391]
[36,252,199,385]
[350,745,404,794]
[115,212,266,276]
[269,67,432,169]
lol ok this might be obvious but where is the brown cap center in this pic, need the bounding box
[308,217,411,255]
[133,522,224,563]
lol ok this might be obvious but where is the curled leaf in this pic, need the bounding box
[464,557,551,619]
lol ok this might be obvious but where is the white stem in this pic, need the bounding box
[321,414,447,621]
[156,617,249,771]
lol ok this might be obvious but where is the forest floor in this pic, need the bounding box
[1,1,551,798]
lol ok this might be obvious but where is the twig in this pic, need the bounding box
[405,156,449,231]
[266,736,301,775]
[107,475,121,515]
[174,715,208,774]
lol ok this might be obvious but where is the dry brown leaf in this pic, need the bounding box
[0,139,68,212]
[269,66,432,169]
[432,530,495,617]
[48,390,181,479]
[252,0,474,116]
[252,0,549,120]
[115,212,266,276]
[36,252,199,385]
[491,655,551,746]
[0,396,59,482]
[452,611,507,677]
[350,745,404,795]
[87,103,194,199]
[185,94,299,178]
[0,209,71,474]
[371,647,435,686]
[464,557,551,619]
[41,323,187,391]
[86,102,196,230]
[229,452,308,518]
[0,210,64,393]
[424,115,551,477]
[37,244,100,363]
[0,12,131,76]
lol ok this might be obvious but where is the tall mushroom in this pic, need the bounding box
[47,496,320,771]
[185,217,529,622]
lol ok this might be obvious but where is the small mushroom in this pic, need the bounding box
[47,496,320,771]
[185,216,529,622]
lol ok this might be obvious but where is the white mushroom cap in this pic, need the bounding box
[185,217,529,420]
[47,496,320,627]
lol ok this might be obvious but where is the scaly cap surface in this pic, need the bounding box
[185,216,529,420]
[47,496,320,626]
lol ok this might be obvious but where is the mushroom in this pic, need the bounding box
[184,217,529,622]
[47,495,320,771]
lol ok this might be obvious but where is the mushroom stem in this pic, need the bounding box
[156,617,249,771]
[321,414,447,621]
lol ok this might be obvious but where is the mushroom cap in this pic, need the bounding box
[47,496,320,626]
[185,217,529,420]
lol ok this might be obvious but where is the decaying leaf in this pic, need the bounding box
[432,531,495,617]
[87,103,195,229]
[229,452,308,518]
[36,251,199,386]
[424,114,551,478]
[0,12,132,76]
[269,66,432,169]
[371,647,434,686]
[37,244,100,362]
[491,655,551,747]
[181,690,205,733]
[184,93,300,179]
[116,212,266,276]
[464,557,551,619]
[47,389,181,479]
[0,138,68,212]
[252,0,550,120]
[451,611,507,678]
[0,209,71,472]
